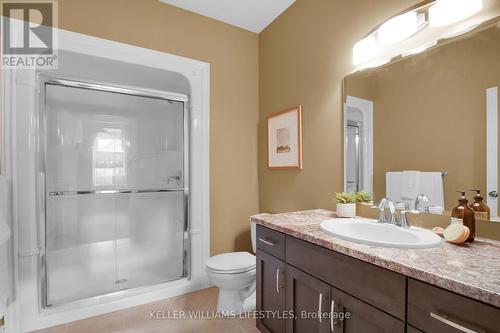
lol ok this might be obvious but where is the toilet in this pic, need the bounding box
[205,221,257,313]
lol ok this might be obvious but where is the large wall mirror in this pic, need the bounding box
[343,17,500,224]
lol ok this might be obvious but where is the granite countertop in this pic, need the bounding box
[251,209,500,308]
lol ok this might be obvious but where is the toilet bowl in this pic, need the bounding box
[205,221,257,313]
[206,252,256,313]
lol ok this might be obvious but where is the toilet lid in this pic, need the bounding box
[206,252,255,273]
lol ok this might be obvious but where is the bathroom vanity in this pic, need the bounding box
[252,210,500,333]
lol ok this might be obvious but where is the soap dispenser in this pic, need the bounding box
[451,191,475,242]
[469,189,491,220]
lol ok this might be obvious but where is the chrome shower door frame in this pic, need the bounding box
[35,73,191,309]
[345,120,362,192]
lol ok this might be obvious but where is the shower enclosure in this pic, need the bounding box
[39,77,189,307]
[5,28,209,331]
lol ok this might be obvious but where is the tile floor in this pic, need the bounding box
[33,288,258,333]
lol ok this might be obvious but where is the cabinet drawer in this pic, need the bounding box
[286,235,406,320]
[331,287,405,332]
[408,279,500,333]
[256,225,285,259]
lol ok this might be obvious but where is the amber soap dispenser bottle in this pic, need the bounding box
[451,191,475,242]
[469,189,491,220]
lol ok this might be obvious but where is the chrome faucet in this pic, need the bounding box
[414,194,430,212]
[376,198,396,225]
[377,198,411,228]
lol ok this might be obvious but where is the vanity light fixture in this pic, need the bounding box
[378,11,425,46]
[353,35,377,66]
[352,0,491,66]
[429,0,483,27]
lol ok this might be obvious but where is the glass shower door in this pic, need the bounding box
[44,81,187,306]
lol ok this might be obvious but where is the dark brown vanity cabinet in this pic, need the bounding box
[255,225,500,333]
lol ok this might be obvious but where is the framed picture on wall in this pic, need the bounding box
[267,105,303,170]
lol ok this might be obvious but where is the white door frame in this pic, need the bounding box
[486,86,499,221]
[3,24,211,332]
[344,96,373,194]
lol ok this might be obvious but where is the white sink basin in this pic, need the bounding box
[320,218,442,249]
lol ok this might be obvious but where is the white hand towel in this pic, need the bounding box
[386,172,413,208]
[417,172,444,208]
[401,171,420,200]
[386,172,402,201]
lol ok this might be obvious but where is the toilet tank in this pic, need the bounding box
[250,220,256,253]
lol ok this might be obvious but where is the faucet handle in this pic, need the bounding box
[376,198,396,223]
[399,210,411,228]
[385,200,397,225]
[376,198,388,223]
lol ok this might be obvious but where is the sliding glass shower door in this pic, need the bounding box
[43,80,188,306]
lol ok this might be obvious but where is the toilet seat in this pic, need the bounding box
[206,252,255,274]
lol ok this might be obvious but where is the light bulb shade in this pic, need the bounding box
[429,0,482,27]
[378,11,420,45]
[353,35,377,65]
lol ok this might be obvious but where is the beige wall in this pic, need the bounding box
[258,0,419,213]
[345,26,500,210]
[58,0,259,255]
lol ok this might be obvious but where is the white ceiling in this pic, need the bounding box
[159,0,296,33]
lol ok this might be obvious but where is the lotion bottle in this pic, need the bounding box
[469,189,491,221]
[451,191,475,242]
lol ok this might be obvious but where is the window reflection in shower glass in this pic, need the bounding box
[44,83,186,306]
[93,129,127,188]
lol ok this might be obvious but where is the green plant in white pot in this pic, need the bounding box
[355,191,374,205]
[335,192,357,218]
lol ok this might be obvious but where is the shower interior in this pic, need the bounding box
[39,76,189,307]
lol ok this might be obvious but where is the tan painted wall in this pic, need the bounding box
[57,0,259,255]
[345,26,500,210]
[258,0,419,213]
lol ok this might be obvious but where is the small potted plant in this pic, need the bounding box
[335,192,357,218]
[355,191,374,205]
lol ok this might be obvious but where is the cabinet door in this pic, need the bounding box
[286,264,331,333]
[330,287,405,333]
[257,250,286,333]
